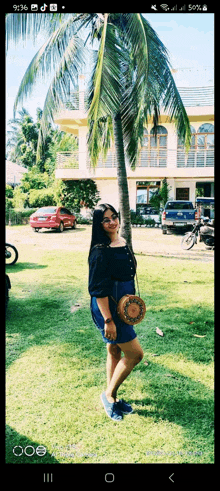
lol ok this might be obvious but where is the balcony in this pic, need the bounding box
[56,147,214,181]
[56,152,79,169]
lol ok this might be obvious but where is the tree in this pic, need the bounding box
[57,179,100,212]
[149,178,170,211]
[6,13,191,249]
[7,107,53,171]
[6,108,36,165]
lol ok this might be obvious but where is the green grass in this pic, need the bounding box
[6,226,214,464]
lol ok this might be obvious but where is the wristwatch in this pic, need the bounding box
[104,317,113,324]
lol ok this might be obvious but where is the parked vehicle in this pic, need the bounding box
[30,206,77,232]
[139,205,161,225]
[196,197,215,220]
[162,200,198,234]
[181,217,214,250]
[5,243,19,265]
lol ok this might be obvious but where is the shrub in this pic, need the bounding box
[74,213,92,225]
[28,188,56,208]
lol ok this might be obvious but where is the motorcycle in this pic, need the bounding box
[5,243,19,265]
[181,217,214,250]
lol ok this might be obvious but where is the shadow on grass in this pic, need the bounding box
[6,425,59,464]
[6,286,214,366]
[129,360,214,460]
[6,263,48,273]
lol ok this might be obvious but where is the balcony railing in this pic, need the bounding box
[136,149,167,167]
[56,147,214,170]
[56,152,79,169]
[177,147,214,167]
[89,151,118,168]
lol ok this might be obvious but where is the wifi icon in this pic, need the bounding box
[160,4,170,10]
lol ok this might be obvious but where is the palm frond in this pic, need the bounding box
[121,14,191,168]
[13,16,82,116]
[5,13,63,50]
[143,16,191,149]
[87,14,122,167]
[119,13,149,168]
[36,33,87,160]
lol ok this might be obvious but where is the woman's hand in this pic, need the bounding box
[104,320,117,341]
[96,297,117,341]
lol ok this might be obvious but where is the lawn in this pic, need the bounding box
[6,225,214,464]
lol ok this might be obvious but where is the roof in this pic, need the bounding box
[178,86,214,107]
[6,160,28,186]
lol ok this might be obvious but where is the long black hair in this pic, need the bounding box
[88,203,119,259]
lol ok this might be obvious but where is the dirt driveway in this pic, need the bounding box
[6,224,214,263]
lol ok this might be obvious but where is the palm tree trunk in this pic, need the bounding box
[113,112,132,249]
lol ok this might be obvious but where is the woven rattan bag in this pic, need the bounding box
[111,245,146,326]
[116,294,146,325]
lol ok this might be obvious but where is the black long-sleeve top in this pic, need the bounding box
[88,245,136,298]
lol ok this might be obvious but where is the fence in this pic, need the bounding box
[6,209,37,226]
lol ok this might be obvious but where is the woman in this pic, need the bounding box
[88,203,144,421]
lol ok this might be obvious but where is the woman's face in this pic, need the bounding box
[101,208,119,235]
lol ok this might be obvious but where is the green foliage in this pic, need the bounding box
[59,179,100,212]
[44,131,78,175]
[6,185,14,215]
[12,187,28,208]
[7,107,67,173]
[149,178,171,210]
[6,126,80,212]
[5,196,14,222]
[28,188,56,208]
[20,166,51,192]
[6,184,14,198]
[74,213,92,224]
[7,112,38,168]
[130,210,156,227]
[159,177,170,206]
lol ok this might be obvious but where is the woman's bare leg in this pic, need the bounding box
[106,343,121,386]
[105,338,143,403]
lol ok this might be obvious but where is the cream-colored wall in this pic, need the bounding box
[95,180,119,210]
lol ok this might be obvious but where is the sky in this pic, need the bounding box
[6,13,214,131]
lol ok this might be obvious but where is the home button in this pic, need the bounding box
[105,473,115,483]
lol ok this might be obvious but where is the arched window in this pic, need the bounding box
[197,124,214,147]
[177,123,214,168]
[139,126,168,167]
[198,123,214,133]
[197,123,214,167]
[150,126,167,167]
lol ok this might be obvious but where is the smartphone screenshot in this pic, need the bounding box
[5,3,214,485]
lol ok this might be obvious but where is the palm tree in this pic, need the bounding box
[6,108,31,161]
[6,13,191,249]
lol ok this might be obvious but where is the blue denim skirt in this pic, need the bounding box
[90,279,137,345]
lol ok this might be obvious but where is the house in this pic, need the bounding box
[6,160,28,188]
[54,78,214,214]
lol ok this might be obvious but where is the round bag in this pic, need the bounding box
[117,294,146,325]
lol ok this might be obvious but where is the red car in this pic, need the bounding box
[30,206,77,232]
